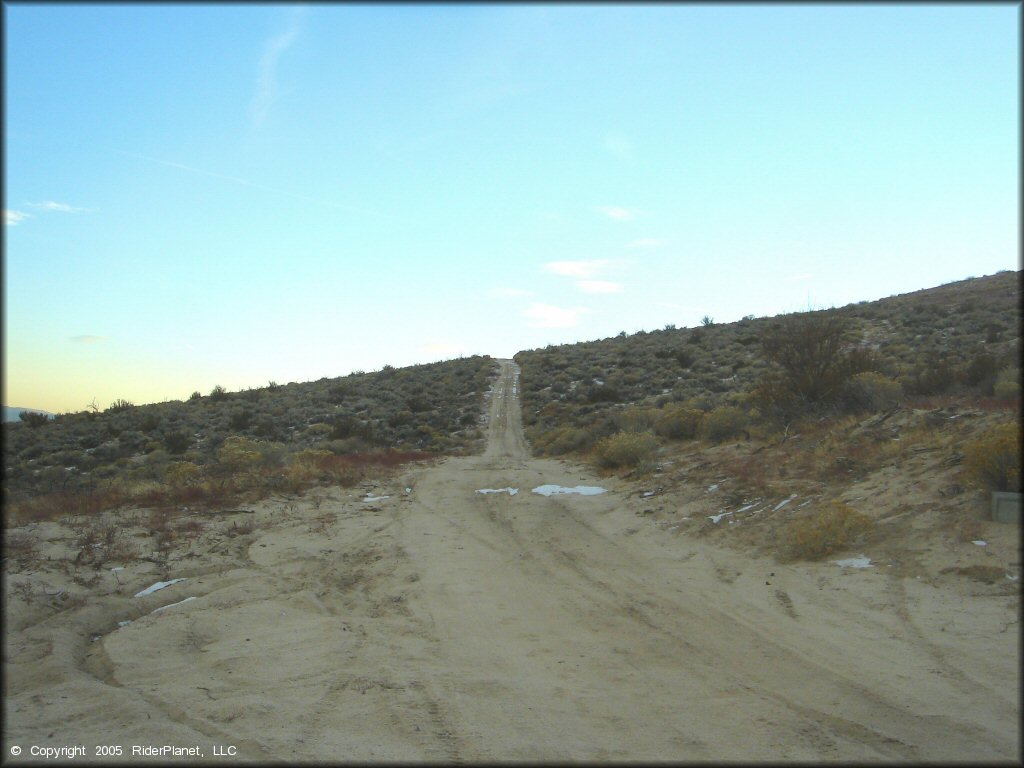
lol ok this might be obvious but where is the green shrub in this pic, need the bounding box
[164,461,203,486]
[842,372,903,413]
[759,313,874,409]
[964,351,1000,391]
[993,367,1021,401]
[654,406,704,440]
[18,411,50,428]
[783,501,874,561]
[216,436,264,473]
[614,407,658,433]
[964,422,1020,492]
[163,431,192,455]
[592,431,659,470]
[533,426,596,456]
[700,406,748,443]
[904,353,962,396]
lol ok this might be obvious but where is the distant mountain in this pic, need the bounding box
[3,406,56,423]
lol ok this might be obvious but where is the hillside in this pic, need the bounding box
[3,407,55,423]
[3,356,495,515]
[514,270,1020,458]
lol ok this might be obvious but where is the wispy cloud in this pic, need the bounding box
[250,7,305,128]
[27,201,94,213]
[577,280,622,294]
[523,303,590,329]
[544,259,626,294]
[69,335,105,344]
[543,259,614,279]
[114,149,389,217]
[603,131,633,162]
[598,205,636,221]
[5,210,31,226]
[625,237,666,249]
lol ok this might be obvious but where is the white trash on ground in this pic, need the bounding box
[476,488,519,496]
[773,494,798,512]
[151,596,196,613]
[532,484,607,497]
[833,556,873,569]
[134,579,185,597]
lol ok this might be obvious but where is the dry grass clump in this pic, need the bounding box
[781,500,874,561]
[592,432,659,471]
[700,406,749,444]
[653,406,704,440]
[4,531,39,568]
[963,421,1021,492]
[842,371,904,413]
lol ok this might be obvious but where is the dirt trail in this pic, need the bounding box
[3,360,1019,761]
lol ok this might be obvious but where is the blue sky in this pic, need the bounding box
[4,3,1019,413]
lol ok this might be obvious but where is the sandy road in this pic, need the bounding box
[4,359,1019,762]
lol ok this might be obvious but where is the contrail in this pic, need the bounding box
[112,149,393,218]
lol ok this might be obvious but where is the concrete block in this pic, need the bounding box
[991,492,1022,524]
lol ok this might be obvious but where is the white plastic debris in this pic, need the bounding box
[151,596,196,613]
[363,495,389,503]
[972,540,987,547]
[134,579,185,597]
[773,494,798,512]
[707,484,719,493]
[833,556,873,569]
[476,488,519,496]
[532,484,607,497]
[708,511,733,524]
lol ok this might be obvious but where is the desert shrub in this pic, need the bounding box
[106,399,134,413]
[209,385,228,401]
[964,351,1000,391]
[592,431,659,470]
[759,313,874,410]
[229,408,254,430]
[674,349,695,368]
[700,406,748,443]
[388,410,414,427]
[285,449,334,486]
[532,426,596,456]
[216,436,264,473]
[583,384,622,404]
[963,421,1021,492]
[783,501,874,561]
[654,406,704,440]
[163,430,191,454]
[993,367,1021,402]
[164,461,203,486]
[18,411,50,428]
[842,372,903,413]
[614,407,658,433]
[903,353,962,396]
[139,412,161,432]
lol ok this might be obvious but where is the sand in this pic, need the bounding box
[3,360,1020,762]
